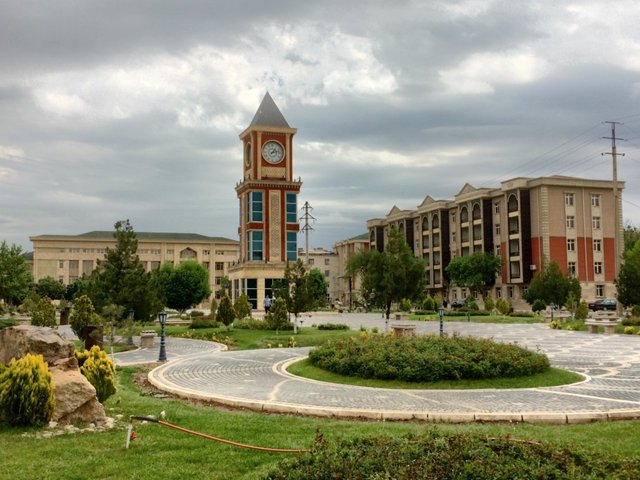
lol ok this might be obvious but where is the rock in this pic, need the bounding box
[0,325,108,426]
[0,325,74,365]
[49,366,107,425]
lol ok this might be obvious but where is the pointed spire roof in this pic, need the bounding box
[249,92,290,128]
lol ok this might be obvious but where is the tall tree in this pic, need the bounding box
[445,251,501,299]
[275,259,312,322]
[616,241,640,307]
[0,241,33,306]
[91,220,158,321]
[624,222,640,254]
[347,228,425,321]
[155,261,211,313]
[308,268,328,308]
[35,276,66,300]
[523,261,581,308]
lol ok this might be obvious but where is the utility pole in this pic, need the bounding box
[602,121,625,293]
[300,201,316,264]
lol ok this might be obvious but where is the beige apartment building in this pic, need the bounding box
[368,176,624,310]
[29,231,239,302]
[332,233,370,307]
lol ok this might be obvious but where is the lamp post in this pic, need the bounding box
[158,310,167,362]
[438,306,445,336]
[126,308,135,345]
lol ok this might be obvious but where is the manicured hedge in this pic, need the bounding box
[317,323,349,330]
[264,432,640,480]
[308,333,549,382]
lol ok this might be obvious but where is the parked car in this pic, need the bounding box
[450,298,466,309]
[588,299,617,311]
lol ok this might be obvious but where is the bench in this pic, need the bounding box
[391,324,416,337]
[585,311,619,334]
[394,313,410,321]
[140,330,156,348]
[541,310,572,322]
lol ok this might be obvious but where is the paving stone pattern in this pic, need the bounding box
[121,314,640,423]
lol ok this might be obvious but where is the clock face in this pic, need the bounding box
[261,140,284,164]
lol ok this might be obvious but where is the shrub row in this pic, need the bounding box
[444,310,490,317]
[316,323,349,330]
[190,317,221,329]
[309,333,549,382]
[264,432,640,480]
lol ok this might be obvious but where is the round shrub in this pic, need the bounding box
[422,296,436,311]
[0,353,55,427]
[75,346,116,403]
[399,298,412,312]
[234,293,252,320]
[264,432,640,480]
[624,326,636,335]
[30,296,57,327]
[70,295,101,341]
[309,334,549,382]
[495,298,511,315]
[531,299,546,313]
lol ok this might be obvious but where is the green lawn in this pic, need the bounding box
[1,367,639,480]
[287,358,584,389]
[162,325,359,350]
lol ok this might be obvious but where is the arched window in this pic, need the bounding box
[460,206,469,223]
[422,216,429,231]
[508,194,519,212]
[472,203,481,220]
[180,248,197,261]
[432,213,440,229]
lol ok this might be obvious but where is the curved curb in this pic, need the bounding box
[147,353,640,425]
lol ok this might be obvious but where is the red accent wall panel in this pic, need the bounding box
[603,237,616,281]
[548,236,567,274]
[530,236,542,271]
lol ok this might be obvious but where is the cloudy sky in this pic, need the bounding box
[2,1,640,252]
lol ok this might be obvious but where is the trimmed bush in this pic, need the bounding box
[234,319,273,330]
[265,297,291,330]
[264,432,640,480]
[189,316,219,329]
[399,298,413,312]
[70,295,101,341]
[575,300,589,320]
[189,310,204,317]
[0,354,55,427]
[217,293,235,327]
[75,346,116,403]
[495,298,511,315]
[422,296,436,311]
[317,323,349,330]
[483,295,495,312]
[631,305,640,318]
[234,293,252,320]
[531,299,546,313]
[30,296,57,327]
[508,311,536,318]
[309,334,549,382]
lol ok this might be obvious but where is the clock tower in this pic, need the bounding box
[228,92,302,309]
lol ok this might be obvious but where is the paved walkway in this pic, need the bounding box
[113,314,640,424]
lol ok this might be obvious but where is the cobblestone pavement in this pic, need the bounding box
[140,314,640,423]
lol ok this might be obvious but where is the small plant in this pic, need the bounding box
[549,320,561,330]
[483,295,495,312]
[624,326,636,335]
[217,293,235,327]
[265,297,291,330]
[575,300,589,321]
[75,346,116,403]
[30,296,56,327]
[496,298,511,315]
[399,298,412,312]
[422,296,436,311]
[288,336,297,348]
[531,299,546,313]
[70,295,101,341]
[233,293,252,320]
[0,354,55,427]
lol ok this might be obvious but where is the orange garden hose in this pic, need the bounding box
[128,416,308,453]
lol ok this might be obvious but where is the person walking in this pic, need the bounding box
[263,295,272,314]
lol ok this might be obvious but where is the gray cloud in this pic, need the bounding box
[1,0,639,252]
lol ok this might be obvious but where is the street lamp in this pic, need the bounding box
[438,306,445,336]
[158,310,167,362]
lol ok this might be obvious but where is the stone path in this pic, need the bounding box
[138,314,640,424]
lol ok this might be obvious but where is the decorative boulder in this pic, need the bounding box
[49,357,106,425]
[0,325,74,365]
[0,326,108,426]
